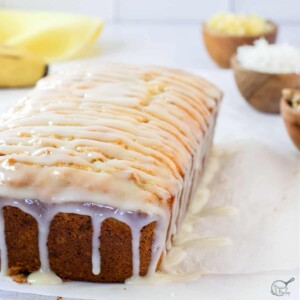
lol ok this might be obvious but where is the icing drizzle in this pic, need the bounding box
[0,63,222,282]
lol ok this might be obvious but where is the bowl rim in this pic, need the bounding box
[231,54,300,77]
[202,19,277,39]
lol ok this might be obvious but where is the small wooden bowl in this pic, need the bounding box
[202,20,277,68]
[281,90,300,150]
[231,55,300,113]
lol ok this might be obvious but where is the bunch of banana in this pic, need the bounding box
[0,45,48,88]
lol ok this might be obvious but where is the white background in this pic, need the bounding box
[0,0,300,71]
[0,0,300,24]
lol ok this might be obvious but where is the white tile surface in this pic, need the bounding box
[117,0,230,21]
[234,0,300,23]
[3,0,114,20]
[96,23,216,69]
[86,23,300,70]
[2,0,300,24]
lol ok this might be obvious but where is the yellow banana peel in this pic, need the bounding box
[0,44,48,88]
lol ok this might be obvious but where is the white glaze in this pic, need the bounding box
[141,146,239,284]
[27,270,62,285]
[91,216,103,275]
[0,63,222,283]
[0,206,7,276]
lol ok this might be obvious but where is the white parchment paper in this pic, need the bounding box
[171,141,299,275]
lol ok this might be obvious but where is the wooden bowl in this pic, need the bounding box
[231,55,300,113]
[202,20,277,68]
[281,89,300,150]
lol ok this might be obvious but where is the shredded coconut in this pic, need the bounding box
[237,39,300,74]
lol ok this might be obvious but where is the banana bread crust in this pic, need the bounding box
[4,206,156,282]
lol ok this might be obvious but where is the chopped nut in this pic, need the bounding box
[291,93,300,112]
[283,89,300,112]
[282,89,292,101]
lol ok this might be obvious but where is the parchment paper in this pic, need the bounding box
[171,141,299,275]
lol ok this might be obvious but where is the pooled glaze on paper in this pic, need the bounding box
[27,270,63,285]
[0,63,222,282]
[127,148,238,284]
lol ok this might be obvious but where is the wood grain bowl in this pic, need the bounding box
[231,56,300,113]
[202,20,277,68]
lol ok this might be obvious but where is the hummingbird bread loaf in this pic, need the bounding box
[0,63,222,283]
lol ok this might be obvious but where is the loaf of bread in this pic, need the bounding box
[0,63,222,283]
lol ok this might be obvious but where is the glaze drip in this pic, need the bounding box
[91,215,103,275]
[0,199,165,280]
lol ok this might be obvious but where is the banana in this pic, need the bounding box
[0,45,48,88]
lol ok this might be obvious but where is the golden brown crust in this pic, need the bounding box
[4,206,155,283]
[4,206,40,275]
[12,273,28,284]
